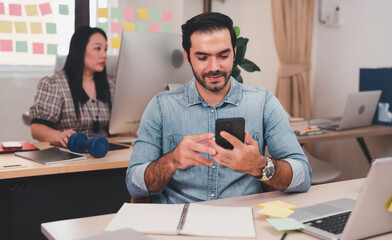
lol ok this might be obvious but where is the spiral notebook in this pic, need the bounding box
[105,203,256,238]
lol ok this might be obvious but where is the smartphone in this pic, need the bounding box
[215,117,245,149]
[2,141,23,149]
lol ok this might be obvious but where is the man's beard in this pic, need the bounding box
[191,66,231,92]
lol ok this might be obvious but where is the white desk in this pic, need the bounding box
[41,178,392,240]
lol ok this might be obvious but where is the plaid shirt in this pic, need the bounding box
[29,71,115,138]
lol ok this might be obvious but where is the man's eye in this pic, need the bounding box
[220,55,229,59]
[198,57,207,61]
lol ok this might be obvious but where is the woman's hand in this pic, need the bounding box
[57,129,76,147]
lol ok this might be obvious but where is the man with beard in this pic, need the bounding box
[126,12,311,204]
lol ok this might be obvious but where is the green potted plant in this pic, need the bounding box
[231,26,261,83]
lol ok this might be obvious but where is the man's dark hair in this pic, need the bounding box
[181,12,237,63]
[63,26,111,118]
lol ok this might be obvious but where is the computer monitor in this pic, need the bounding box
[109,31,193,134]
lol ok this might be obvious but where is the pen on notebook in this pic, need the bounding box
[280,232,287,240]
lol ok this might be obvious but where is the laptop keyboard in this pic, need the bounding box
[304,211,351,235]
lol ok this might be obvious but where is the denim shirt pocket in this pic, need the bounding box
[169,135,195,172]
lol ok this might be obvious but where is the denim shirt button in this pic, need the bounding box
[212,165,216,169]
[211,109,214,112]
[210,193,215,197]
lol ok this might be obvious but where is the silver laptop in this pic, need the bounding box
[291,157,392,240]
[320,90,382,130]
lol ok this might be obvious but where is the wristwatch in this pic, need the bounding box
[257,157,275,181]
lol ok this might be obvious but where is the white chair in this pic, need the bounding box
[303,147,341,184]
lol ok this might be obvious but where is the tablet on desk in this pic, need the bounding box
[15,147,86,165]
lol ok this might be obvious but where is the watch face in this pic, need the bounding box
[265,166,274,179]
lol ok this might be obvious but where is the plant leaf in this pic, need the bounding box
[235,74,243,83]
[234,37,248,65]
[231,65,241,79]
[233,26,240,37]
[239,58,261,72]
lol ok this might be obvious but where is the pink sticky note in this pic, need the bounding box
[123,8,134,20]
[0,3,5,15]
[162,10,172,22]
[33,43,44,54]
[149,23,160,33]
[39,2,52,16]
[0,40,12,52]
[110,22,122,34]
[9,4,22,16]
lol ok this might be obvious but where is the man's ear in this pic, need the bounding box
[183,49,191,65]
[233,46,237,61]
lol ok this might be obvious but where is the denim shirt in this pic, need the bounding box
[126,77,312,204]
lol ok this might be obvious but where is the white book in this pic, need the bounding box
[105,203,256,238]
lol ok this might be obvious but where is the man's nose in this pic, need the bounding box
[208,57,219,72]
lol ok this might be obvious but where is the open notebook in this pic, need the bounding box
[105,203,256,238]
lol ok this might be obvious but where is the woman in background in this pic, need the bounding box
[29,26,114,147]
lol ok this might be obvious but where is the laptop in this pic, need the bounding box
[320,90,382,130]
[290,157,392,240]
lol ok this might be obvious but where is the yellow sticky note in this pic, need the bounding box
[14,22,27,33]
[98,8,108,18]
[258,205,294,218]
[30,22,42,34]
[123,22,135,31]
[111,37,121,49]
[0,20,12,33]
[25,5,39,16]
[385,196,392,212]
[258,201,296,210]
[136,8,149,20]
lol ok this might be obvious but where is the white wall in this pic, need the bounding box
[311,0,392,180]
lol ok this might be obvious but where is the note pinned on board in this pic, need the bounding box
[266,218,306,232]
[0,20,12,33]
[162,10,172,22]
[149,9,161,21]
[46,23,56,34]
[9,4,22,16]
[385,196,392,213]
[14,22,27,33]
[0,3,5,15]
[59,4,69,15]
[47,44,57,55]
[111,37,121,49]
[0,40,13,52]
[258,205,294,218]
[25,5,39,16]
[149,23,160,33]
[111,7,122,19]
[33,43,44,54]
[30,22,43,34]
[39,2,52,16]
[136,22,148,32]
[98,8,108,18]
[123,8,135,20]
[136,9,149,20]
[110,22,122,34]
[16,41,28,53]
[161,24,171,33]
[97,22,108,33]
[259,201,296,210]
[123,22,135,31]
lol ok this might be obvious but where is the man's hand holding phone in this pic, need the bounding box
[212,118,265,177]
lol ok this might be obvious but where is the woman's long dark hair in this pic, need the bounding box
[63,26,111,118]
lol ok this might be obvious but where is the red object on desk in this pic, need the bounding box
[0,141,39,154]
